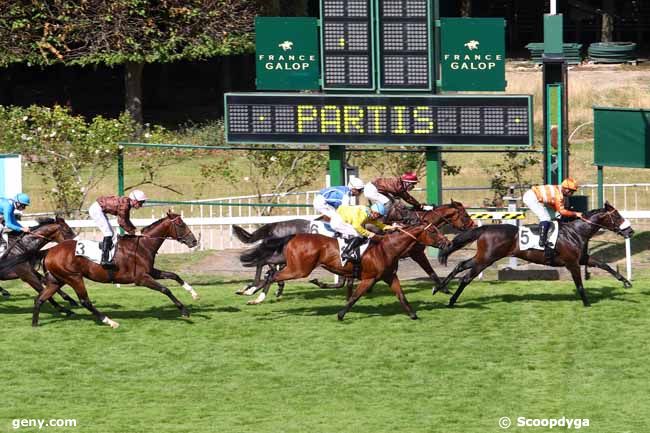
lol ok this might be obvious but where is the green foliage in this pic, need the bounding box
[200,142,327,215]
[0,105,136,215]
[0,0,259,67]
[350,148,461,179]
[484,151,540,207]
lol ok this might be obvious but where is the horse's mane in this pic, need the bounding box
[142,213,180,233]
[30,217,56,229]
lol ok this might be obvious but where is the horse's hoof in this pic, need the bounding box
[246,300,260,305]
[235,287,248,295]
[447,302,455,308]
[410,313,418,320]
[623,281,632,289]
[337,311,345,321]
[102,317,120,328]
[1,293,10,299]
[65,310,76,318]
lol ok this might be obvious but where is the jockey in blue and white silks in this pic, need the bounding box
[0,193,31,253]
[313,178,365,223]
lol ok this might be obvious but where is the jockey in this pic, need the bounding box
[88,189,147,267]
[331,202,398,262]
[313,177,365,222]
[0,193,31,253]
[522,177,582,247]
[364,172,426,211]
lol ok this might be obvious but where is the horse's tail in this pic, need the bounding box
[0,249,47,273]
[232,224,273,244]
[240,235,295,267]
[438,226,489,266]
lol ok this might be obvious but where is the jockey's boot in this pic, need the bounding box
[538,221,552,247]
[341,237,364,263]
[100,236,115,268]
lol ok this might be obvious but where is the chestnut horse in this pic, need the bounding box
[31,212,199,328]
[240,223,451,320]
[436,202,634,307]
[0,217,78,314]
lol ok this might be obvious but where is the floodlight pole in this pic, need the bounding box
[427,0,442,207]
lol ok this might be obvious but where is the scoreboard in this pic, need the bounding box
[321,0,374,90]
[378,0,432,90]
[225,93,533,146]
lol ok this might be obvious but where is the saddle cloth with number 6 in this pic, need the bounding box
[75,237,117,264]
[518,222,559,251]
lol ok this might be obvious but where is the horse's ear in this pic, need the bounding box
[166,209,172,217]
[604,201,613,209]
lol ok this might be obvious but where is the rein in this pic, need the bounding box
[396,222,435,242]
[579,209,619,232]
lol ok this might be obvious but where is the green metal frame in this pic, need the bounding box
[545,83,563,183]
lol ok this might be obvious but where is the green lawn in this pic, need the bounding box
[1,272,649,433]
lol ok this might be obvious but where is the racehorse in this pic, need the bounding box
[30,212,199,328]
[240,222,451,320]
[0,217,78,314]
[435,202,634,307]
[233,200,475,295]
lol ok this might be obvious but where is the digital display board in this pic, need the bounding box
[321,0,374,90]
[225,93,533,146]
[378,0,432,90]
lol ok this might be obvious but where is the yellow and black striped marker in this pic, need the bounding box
[469,212,525,220]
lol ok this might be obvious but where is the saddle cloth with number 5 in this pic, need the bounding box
[75,237,117,264]
[518,222,559,251]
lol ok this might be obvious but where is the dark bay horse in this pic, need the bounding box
[435,202,634,307]
[0,217,78,314]
[240,223,451,320]
[31,212,199,328]
[233,200,474,295]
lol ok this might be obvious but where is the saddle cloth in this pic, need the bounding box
[518,222,559,251]
[75,237,117,264]
[310,221,371,265]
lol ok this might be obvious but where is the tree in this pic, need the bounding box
[0,1,260,128]
[484,151,539,208]
[200,146,327,216]
[0,105,135,216]
[351,149,460,182]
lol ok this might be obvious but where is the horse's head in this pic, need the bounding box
[142,212,199,248]
[585,202,634,239]
[421,200,475,231]
[415,222,451,249]
[32,216,76,243]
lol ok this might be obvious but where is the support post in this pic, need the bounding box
[426,148,442,205]
[328,145,346,186]
[117,146,125,196]
[597,165,604,208]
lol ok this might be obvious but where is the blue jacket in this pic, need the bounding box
[318,186,352,209]
[0,198,23,231]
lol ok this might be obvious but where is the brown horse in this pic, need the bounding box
[436,202,634,307]
[0,217,78,314]
[31,212,199,328]
[240,223,451,320]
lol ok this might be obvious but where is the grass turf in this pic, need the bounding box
[1,273,649,433]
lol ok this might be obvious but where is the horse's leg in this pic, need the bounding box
[337,278,377,321]
[22,271,74,317]
[32,275,63,327]
[585,257,632,288]
[237,264,263,295]
[35,270,78,307]
[434,258,475,295]
[409,245,444,290]
[150,268,200,300]
[249,263,308,305]
[448,260,495,308]
[136,274,190,317]
[70,275,120,327]
[0,286,10,298]
[346,278,354,301]
[384,273,417,320]
[308,278,346,289]
[566,263,591,307]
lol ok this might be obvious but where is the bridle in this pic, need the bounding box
[396,222,444,245]
[579,209,625,234]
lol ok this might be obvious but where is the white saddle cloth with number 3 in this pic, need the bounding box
[518,222,560,251]
[75,239,117,264]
